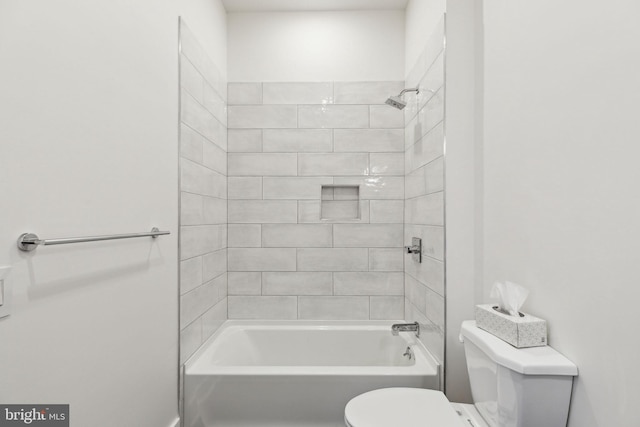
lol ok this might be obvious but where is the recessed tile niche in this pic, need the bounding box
[321,185,360,220]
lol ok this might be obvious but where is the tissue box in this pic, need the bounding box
[475,304,547,348]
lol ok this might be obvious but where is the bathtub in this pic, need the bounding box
[184,321,440,427]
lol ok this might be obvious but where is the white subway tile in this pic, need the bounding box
[334,129,404,153]
[262,224,332,248]
[201,299,227,340]
[228,83,262,105]
[180,256,203,295]
[405,192,444,226]
[370,200,404,223]
[369,248,404,271]
[179,318,201,364]
[425,286,445,331]
[228,224,262,247]
[422,52,444,98]
[334,272,404,295]
[228,272,262,295]
[228,105,297,128]
[370,296,404,320]
[298,296,369,320]
[333,224,403,247]
[333,81,404,105]
[180,225,226,259]
[321,201,360,221]
[181,192,203,226]
[405,122,444,173]
[228,200,297,223]
[228,129,262,152]
[405,274,427,315]
[370,153,404,176]
[406,156,444,199]
[263,129,333,152]
[298,200,370,224]
[417,88,444,138]
[180,55,203,103]
[262,272,333,296]
[203,197,227,224]
[263,82,333,105]
[228,153,297,176]
[179,21,205,77]
[334,177,404,200]
[203,83,226,126]
[182,90,225,147]
[203,140,226,175]
[200,54,225,101]
[298,153,369,176]
[405,256,445,297]
[370,105,404,129]
[297,248,368,271]
[228,177,263,200]
[263,177,332,200]
[180,124,203,163]
[406,17,444,89]
[228,248,296,271]
[298,105,369,129]
[202,249,226,282]
[181,280,218,327]
[228,296,297,319]
[405,224,444,262]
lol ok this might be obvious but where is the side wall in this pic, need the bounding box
[0,1,179,426]
[178,19,228,367]
[482,1,640,425]
[403,19,447,368]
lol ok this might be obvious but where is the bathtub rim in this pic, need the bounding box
[184,319,441,377]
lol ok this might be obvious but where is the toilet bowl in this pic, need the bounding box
[344,321,578,427]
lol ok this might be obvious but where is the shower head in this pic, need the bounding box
[384,87,419,110]
[385,95,407,110]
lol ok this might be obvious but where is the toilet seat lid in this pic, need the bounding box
[345,388,463,427]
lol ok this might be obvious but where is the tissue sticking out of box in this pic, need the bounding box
[491,281,529,317]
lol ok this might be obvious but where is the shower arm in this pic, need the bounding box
[398,87,419,96]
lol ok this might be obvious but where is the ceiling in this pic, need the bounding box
[222,0,410,12]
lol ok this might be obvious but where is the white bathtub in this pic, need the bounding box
[184,321,440,427]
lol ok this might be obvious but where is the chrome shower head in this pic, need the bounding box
[384,87,419,110]
[385,95,407,110]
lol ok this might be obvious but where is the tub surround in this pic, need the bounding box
[403,18,446,365]
[226,81,406,321]
[179,20,228,366]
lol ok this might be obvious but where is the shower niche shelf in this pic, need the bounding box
[321,185,360,220]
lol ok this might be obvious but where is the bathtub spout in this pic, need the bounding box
[391,322,420,338]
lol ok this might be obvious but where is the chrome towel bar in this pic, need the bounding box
[17,228,170,252]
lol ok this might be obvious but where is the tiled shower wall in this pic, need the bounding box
[226,82,406,320]
[403,18,446,364]
[178,20,228,365]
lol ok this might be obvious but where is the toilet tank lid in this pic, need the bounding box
[460,321,578,376]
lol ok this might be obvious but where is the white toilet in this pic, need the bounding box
[344,320,578,427]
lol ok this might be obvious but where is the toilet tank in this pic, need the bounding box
[460,321,577,427]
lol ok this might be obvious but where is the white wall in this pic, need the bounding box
[228,11,405,82]
[179,0,228,81]
[0,1,179,426]
[443,0,479,403]
[404,0,446,75]
[482,0,640,425]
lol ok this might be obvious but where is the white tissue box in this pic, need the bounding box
[475,304,547,348]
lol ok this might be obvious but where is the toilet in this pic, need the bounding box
[344,320,578,427]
